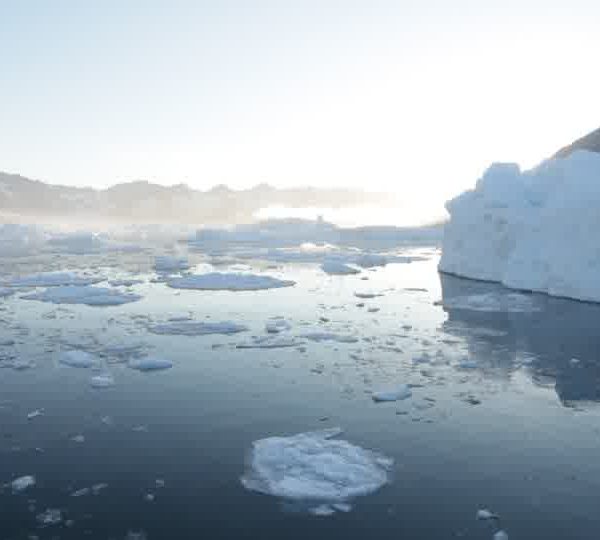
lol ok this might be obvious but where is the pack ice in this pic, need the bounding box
[241,428,392,515]
[440,150,600,303]
[167,272,295,291]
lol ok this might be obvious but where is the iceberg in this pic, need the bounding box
[440,150,600,303]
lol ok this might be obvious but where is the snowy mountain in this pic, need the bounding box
[554,126,600,158]
[0,172,392,225]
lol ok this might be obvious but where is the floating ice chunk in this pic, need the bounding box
[92,482,109,494]
[125,531,148,540]
[236,337,302,349]
[128,356,173,372]
[372,384,412,402]
[310,504,336,516]
[109,278,144,287]
[442,292,538,313]
[36,508,62,526]
[300,332,359,344]
[21,285,141,306]
[494,531,509,540]
[456,358,478,369]
[90,373,115,389]
[59,350,97,368]
[71,487,91,497]
[0,287,14,298]
[71,434,85,443]
[241,428,392,511]
[154,256,190,273]
[11,475,35,492]
[321,261,360,275]
[354,292,383,299]
[9,271,104,287]
[149,321,248,336]
[265,319,292,333]
[167,272,295,291]
[477,508,499,520]
[27,409,44,420]
[354,254,389,268]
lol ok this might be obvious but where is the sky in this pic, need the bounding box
[1,0,599,221]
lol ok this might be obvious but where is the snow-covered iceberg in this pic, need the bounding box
[240,428,392,514]
[440,150,600,302]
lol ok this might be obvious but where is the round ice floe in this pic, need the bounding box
[21,285,141,306]
[167,272,295,291]
[372,384,412,402]
[11,475,36,492]
[59,350,97,368]
[128,356,173,372]
[241,428,392,513]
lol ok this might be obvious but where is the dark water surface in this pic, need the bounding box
[1,254,600,539]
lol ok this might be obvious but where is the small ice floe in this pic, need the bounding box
[27,409,44,420]
[145,493,155,502]
[109,278,144,287]
[167,272,295,291]
[11,475,36,492]
[265,318,292,333]
[71,434,85,443]
[128,356,173,372]
[494,531,509,540]
[92,482,109,494]
[155,479,166,488]
[22,285,141,306]
[154,255,190,273]
[36,508,62,526]
[90,373,115,389]
[372,384,412,402]
[241,428,392,515]
[456,358,478,369]
[354,254,389,268]
[354,292,383,299]
[321,261,360,275]
[59,350,97,368]
[149,321,248,336]
[442,292,539,313]
[477,508,499,521]
[71,487,91,497]
[0,287,15,298]
[236,337,301,349]
[125,530,148,540]
[9,271,104,288]
[300,332,359,344]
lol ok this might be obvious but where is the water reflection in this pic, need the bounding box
[440,272,600,407]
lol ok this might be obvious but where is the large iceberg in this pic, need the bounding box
[439,150,600,302]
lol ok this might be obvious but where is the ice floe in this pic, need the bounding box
[90,373,115,388]
[300,332,359,344]
[154,255,190,273]
[167,272,295,291]
[22,285,142,306]
[59,350,97,368]
[321,260,360,275]
[0,287,14,298]
[128,356,173,372]
[149,321,248,336]
[372,384,412,402]
[11,475,36,492]
[9,271,104,287]
[265,318,292,333]
[241,428,392,514]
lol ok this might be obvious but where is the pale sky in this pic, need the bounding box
[1,0,599,220]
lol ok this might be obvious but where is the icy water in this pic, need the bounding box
[2,251,600,539]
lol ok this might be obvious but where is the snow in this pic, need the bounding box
[9,271,104,287]
[167,272,295,291]
[240,428,392,513]
[372,384,412,402]
[321,260,360,275]
[300,332,359,344]
[59,350,97,368]
[149,321,248,336]
[128,356,173,372]
[440,150,600,303]
[154,255,190,273]
[21,285,141,306]
[11,475,36,492]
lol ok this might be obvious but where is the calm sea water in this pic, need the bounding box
[1,251,600,539]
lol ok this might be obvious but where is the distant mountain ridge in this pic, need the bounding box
[554,126,600,158]
[0,172,394,225]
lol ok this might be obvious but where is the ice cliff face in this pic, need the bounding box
[439,150,600,303]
